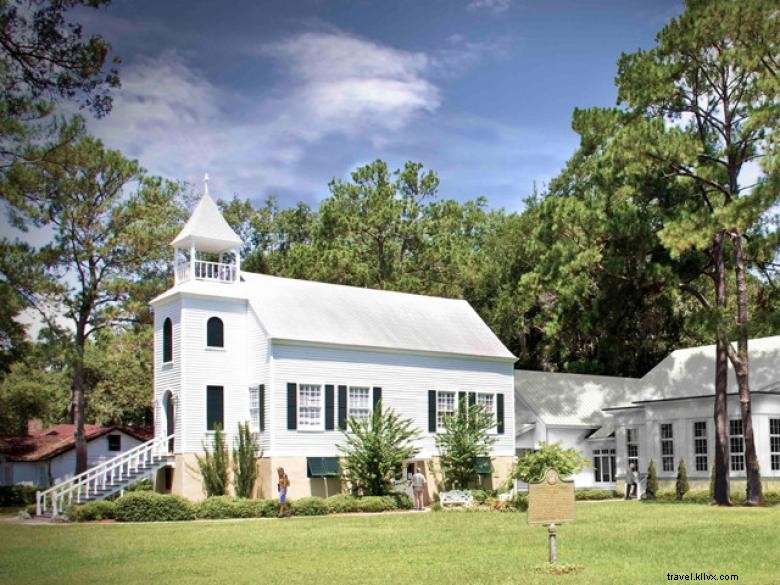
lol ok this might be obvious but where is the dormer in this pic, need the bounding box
[172,174,242,285]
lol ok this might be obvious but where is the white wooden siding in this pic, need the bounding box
[179,295,249,452]
[154,300,183,448]
[267,342,515,458]
[248,305,270,451]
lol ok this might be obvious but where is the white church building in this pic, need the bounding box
[151,188,516,501]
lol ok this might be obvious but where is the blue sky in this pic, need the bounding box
[74,0,683,212]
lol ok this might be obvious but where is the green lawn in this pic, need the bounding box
[1,502,778,585]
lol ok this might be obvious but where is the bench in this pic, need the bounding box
[439,490,474,508]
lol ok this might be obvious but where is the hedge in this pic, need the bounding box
[0,485,40,507]
[196,496,277,519]
[650,489,780,506]
[290,497,329,516]
[575,489,619,501]
[69,500,116,522]
[114,492,195,522]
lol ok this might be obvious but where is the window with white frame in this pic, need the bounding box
[348,386,371,422]
[436,391,456,431]
[626,428,639,470]
[593,448,616,483]
[476,392,495,427]
[660,423,674,472]
[298,384,323,430]
[249,386,259,432]
[729,419,745,472]
[694,421,708,472]
[770,418,780,472]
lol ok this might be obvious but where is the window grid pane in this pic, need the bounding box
[593,448,616,483]
[770,419,780,472]
[477,393,495,427]
[348,386,371,422]
[729,419,745,472]
[249,387,259,432]
[298,384,322,429]
[660,423,674,472]
[626,428,639,469]
[694,421,708,472]
[437,391,455,430]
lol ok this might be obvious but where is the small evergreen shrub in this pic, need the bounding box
[655,490,677,502]
[483,496,518,512]
[234,498,277,518]
[196,425,229,497]
[0,485,40,506]
[354,496,397,513]
[675,458,690,500]
[325,494,359,513]
[763,491,780,506]
[25,504,37,516]
[575,489,617,501]
[197,496,243,519]
[290,497,328,516]
[232,422,259,499]
[70,500,116,522]
[388,492,413,510]
[114,492,195,522]
[681,490,711,504]
[512,493,529,511]
[468,489,489,504]
[645,460,658,500]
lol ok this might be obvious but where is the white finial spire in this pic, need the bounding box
[203,172,209,196]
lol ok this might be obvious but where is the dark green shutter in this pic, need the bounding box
[468,392,476,408]
[372,387,382,410]
[206,386,224,431]
[428,390,437,432]
[259,384,265,432]
[287,383,297,430]
[325,384,335,430]
[496,393,505,434]
[162,318,172,363]
[338,385,347,430]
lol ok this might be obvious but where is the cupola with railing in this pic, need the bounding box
[172,174,243,285]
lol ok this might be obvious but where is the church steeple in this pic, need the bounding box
[172,174,242,285]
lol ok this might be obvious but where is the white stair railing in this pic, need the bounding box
[36,433,175,517]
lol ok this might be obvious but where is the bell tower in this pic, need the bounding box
[171,174,243,285]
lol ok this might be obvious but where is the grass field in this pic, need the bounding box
[0,502,778,585]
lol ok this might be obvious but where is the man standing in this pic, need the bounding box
[411,467,427,510]
[625,463,639,500]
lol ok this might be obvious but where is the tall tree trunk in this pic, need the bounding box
[729,232,763,505]
[73,323,88,474]
[712,231,731,505]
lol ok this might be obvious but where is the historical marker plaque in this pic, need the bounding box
[527,468,575,526]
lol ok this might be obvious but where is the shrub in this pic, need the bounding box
[25,503,37,516]
[0,485,40,507]
[339,403,420,496]
[70,500,116,522]
[196,425,229,497]
[290,497,328,516]
[232,422,259,499]
[468,489,489,504]
[197,496,243,519]
[325,494,359,513]
[655,490,677,502]
[645,460,658,500]
[355,496,397,513]
[435,399,496,489]
[575,489,616,501]
[675,458,690,500]
[511,442,587,484]
[483,496,518,512]
[763,491,780,506]
[114,492,195,522]
[388,492,413,510]
[681,490,711,504]
[512,493,529,511]
[234,498,278,518]
[125,478,153,492]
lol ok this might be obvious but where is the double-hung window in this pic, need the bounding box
[298,384,323,430]
[206,386,224,431]
[477,392,496,428]
[660,423,674,472]
[693,421,708,472]
[348,386,371,422]
[436,391,456,431]
[729,419,745,472]
[770,419,780,472]
[626,429,639,470]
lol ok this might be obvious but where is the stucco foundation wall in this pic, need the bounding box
[171,453,206,501]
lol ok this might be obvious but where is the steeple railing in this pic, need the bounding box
[175,260,237,284]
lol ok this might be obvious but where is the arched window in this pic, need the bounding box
[207,317,224,348]
[162,318,173,363]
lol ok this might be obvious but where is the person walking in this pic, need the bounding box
[277,466,291,517]
[625,463,639,500]
[411,467,426,510]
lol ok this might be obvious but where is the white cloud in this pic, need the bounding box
[86,32,442,202]
[466,0,512,15]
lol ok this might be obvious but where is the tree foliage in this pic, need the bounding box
[511,442,587,484]
[675,458,690,501]
[435,399,497,489]
[196,425,228,498]
[338,402,420,496]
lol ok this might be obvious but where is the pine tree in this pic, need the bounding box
[645,460,658,500]
[675,458,690,501]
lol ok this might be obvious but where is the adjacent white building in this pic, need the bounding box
[515,337,780,491]
[152,189,516,501]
